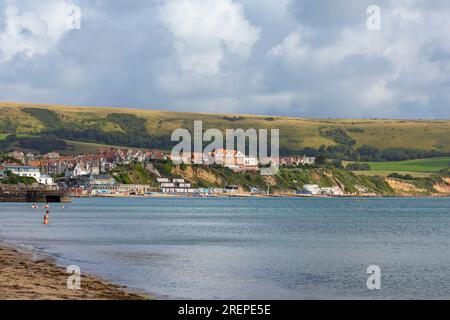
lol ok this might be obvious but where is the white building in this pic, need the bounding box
[320,186,344,196]
[65,161,100,178]
[4,166,54,185]
[38,174,54,186]
[5,166,40,179]
[244,156,258,166]
[170,153,191,164]
[159,178,196,194]
[303,184,321,195]
[320,187,333,195]
[331,186,344,196]
[301,157,316,165]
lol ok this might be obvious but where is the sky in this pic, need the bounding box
[0,0,449,119]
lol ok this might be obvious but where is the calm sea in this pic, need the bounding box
[0,197,449,299]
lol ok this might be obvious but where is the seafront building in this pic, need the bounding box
[80,184,158,196]
[2,147,321,196]
[303,184,321,195]
[1,165,54,185]
[301,184,344,196]
[169,149,286,172]
[158,178,198,194]
[4,148,315,178]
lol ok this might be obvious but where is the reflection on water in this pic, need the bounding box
[0,197,449,299]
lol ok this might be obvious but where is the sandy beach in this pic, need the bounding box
[0,243,148,300]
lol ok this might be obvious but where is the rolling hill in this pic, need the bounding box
[367,157,450,173]
[1,102,450,158]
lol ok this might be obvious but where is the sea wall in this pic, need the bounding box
[0,187,71,203]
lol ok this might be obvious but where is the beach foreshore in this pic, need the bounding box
[0,242,149,300]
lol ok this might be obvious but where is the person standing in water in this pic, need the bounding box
[43,210,49,225]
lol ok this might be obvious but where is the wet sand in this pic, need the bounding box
[0,243,150,300]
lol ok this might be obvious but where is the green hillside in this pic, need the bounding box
[108,162,450,196]
[1,102,450,159]
[367,157,450,173]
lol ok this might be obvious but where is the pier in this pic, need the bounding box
[0,185,72,203]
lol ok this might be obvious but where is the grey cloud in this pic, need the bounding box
[290,0,370,29]
[0,0,449,119]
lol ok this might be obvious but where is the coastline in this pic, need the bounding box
[0,241,150,300]
[75,192,450,199]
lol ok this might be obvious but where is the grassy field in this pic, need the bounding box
[366,157,450,173]
[63,140,155,155]
[63,140,116,155]
[353,170,434,178]
[1,102,450,152]
[0,137,128,155]
[0,133,38,143]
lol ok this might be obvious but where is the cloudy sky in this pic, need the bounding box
[0,0,449,118]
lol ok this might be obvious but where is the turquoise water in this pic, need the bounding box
[0,197,449,299]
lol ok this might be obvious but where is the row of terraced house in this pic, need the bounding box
[4,148,166,177]
[2,149,316,188]
[169,149,316,172]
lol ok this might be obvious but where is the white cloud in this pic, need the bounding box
[267,30,309,62]
[265,0,450,117]
[1,0,450,119]
[0,0,76,62]
[159,0,260,75]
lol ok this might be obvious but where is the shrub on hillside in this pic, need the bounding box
[387,173,415,180]
[1,171,37,185]
[346,163,371,171]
